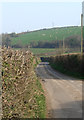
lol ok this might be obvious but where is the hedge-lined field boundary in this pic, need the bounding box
[2,47,46,118]
[49,54,84,79]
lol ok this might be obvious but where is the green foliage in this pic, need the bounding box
[11,26,81,48]
[49,54,84,79]
[2,33,18,47]
[2,34,11,47]
[65,35,81,48]
[9,32,18,37]
[33,79,46,118]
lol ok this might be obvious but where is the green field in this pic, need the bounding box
[30,48,57,54]
[12,26,81,46]
[30,47,81,57]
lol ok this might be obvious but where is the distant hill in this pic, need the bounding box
[11,26,81,48]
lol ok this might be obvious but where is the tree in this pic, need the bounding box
[2,34,11,47]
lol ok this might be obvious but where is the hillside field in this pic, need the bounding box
[11,26,81,46]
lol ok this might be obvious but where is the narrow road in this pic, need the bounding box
[36,62,82,118]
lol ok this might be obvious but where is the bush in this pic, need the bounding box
[49,54,84,78]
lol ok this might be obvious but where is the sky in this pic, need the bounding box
[0,1,83,33]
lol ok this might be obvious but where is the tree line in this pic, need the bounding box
[2,33,18,48]
[30,35,81,49]
[2,33,81,49]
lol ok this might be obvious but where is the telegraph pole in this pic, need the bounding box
[63,37,65,54]
[81,14,84,54]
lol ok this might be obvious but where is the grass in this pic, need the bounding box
[12,47,81,58]
[30,48,57,54]
[11,26,81,46]
[34,79,46,118]
[30,47,81,57]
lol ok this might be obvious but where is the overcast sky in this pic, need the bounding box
[0,1,83,33]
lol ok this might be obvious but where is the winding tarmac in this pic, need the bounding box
[36,62,82,118]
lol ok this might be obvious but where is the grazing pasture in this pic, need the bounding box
[11,26,81,47]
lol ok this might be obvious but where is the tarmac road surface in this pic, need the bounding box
[36,62,82,118]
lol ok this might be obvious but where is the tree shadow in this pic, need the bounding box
[1,100,83,120]
[49,100,83,120]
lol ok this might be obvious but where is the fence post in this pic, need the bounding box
[81,14,84,54]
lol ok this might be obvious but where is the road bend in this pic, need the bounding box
[36,62,82,118]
